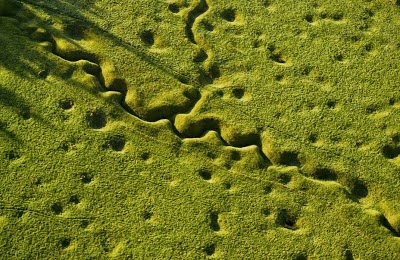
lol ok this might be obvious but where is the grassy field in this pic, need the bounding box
[1,0,400,258]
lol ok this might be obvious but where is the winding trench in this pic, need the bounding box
[185,0,209,44]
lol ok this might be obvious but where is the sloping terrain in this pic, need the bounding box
[1,0,400,259]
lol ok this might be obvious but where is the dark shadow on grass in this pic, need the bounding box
[0,0,207,135]
[16,0,193,85]
[0,83,35,122]
[0,7,61,79]
[0,120,19,142]
[1,0,200,125]
[0,84,29,112]
[0,1,102,127]
[0,0,102,80]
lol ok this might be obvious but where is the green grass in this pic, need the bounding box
[1,0,400,258]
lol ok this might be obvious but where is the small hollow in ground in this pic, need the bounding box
[276,209,298,230]
[80,172,93,184]
[232,88,244,99]
[199,169,212,180]
[382,145,400,159]
[314,168,338,181]
[86,109,107,129]
[60,238,70,249]
[204,244,216,255]
[51,203,63,215]
[69,195,80,204]
[59,99,74,110]
[140,30,155,46]
[210,212,220,231]
[221,9,236,22]
[168,3,180,13]
[107,135,126,151]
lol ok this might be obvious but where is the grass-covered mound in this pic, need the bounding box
[1,0,400,258]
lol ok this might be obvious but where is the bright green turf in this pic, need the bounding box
[1,0,400,259]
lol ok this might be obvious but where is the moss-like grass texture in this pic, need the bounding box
[1,0,400,258]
